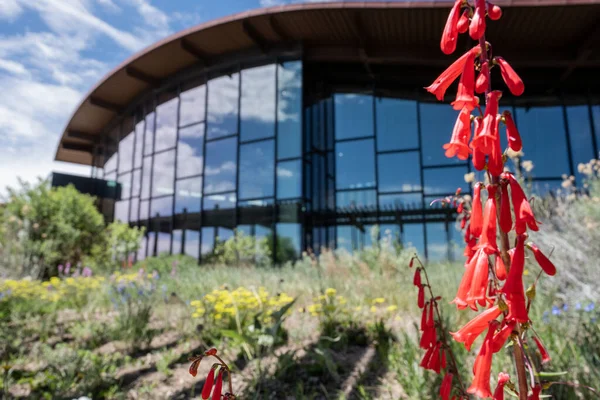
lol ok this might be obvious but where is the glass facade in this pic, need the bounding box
[96,58,600,262]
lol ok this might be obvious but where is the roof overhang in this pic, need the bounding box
[55,0,600,166]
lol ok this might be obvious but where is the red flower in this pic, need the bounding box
[212,369,224,400]
[532,336,551,363]
[488,117,504,176]
[494,253,507,281]
[417,285,425,308]
[420,345,435,368]
[477,185,498,255]
[471,118,486,170]
[202,366,216,399]
[471,183,483,237]
[493,372,510,400]
[452,51,478,111]
[502,111,522,151]
[501,234,529,323]
[469,0,486,40]
[441,0,463,55]
[464,237,477,259]
[452,248,480,309]
[471,91,502,155]
[441,372,454,400]
[444,107,473,160]
[189,357,202,377]
[414,268,422,286]
[499,184,512,233]
[457,9,469,33]
[503,172,539,234]
[420,301,429,331]
[528,385,542,400]
[475,62,489,94]
[491,320,515,352]
[467,320,500,398]
[528,243,557,276]
[468,248,491,309]
[409,257,415,268]
[426,46,481,101]
[205,348,218,356]
[487,3,502,20]
[496,57,524,96]
[419,301,436,349]
[450,305,502,351]
[426,341,442,374]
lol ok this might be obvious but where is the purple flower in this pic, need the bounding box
[82,267,92,277]
[585,303,595,312]
[58,264,64,275]
[551,306,561,316]
[64,262,71,275]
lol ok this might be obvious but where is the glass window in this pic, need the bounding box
[141,156,152,199]
[376,98,418,151]
[379,193,422,209]
[134,120,144,169]
[173,229,200,258]
[531,179,562,197]
[336,226,353,252]
[335,94,373,140]
[404,224,425,257]
[277,61,302,159]
[152,150,175,197]
[129,198,139,222]
[131,169,141,198]
[118,172,132,199]
[177,123,204,179]
[207,73,239,139]
[115,200,129,222]
[239,140,275,199]
[201,227,215,257]
[137,234,147,260]
[175,177,202,214]
[420,103,464,166]
[140,200,149,221]
[566,106,595,180]
[241,65,276,142]
[336,139,376,189]
[336,190,377,209]
[593,105,600,155]
[146,232,155,257]
[104,151,117,173]
[144,111,155,156]
[155,96,178,152]
[423,166,469,195]
[118,131,134,173]
[426,222,449,261]
[157,232,171,256]
[204,137,237,194]
[180,84,206,127]
[515,106,569,178]
[277,160,302,199]
[172,229,182,255]
[378,152,421,193]
[204,193,236,210]
[150,196,173,218]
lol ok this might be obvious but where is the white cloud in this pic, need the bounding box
[0,0,23,20]
[96,0,121,13]
[0,58,29,77]
[259,0,285,6]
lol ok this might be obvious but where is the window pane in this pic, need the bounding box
[141,157,151,199]
[118,131,134,173]
[379,193,422,209]
[241,65,275,142]
[593,105,600,154]
[104,151,117,173]
[118,172,132,199]
[336,190,377,208]
[423,166,469,195]
[175,177,202,214]
[144,111,155,156]
[150,196,173,218]
[157,232,171,256]
[180,85,206,127]
[201,227,215,257]
[336,139,376,189]
[129,198,139,222]
[204,137,237,194]
[277,61,302,159]
[137,234,147,260]
[335,94,373,140]
[566,106,594,180]
[115,200,129,222]
[140,200,149,221]
[420,103,463,166]
[207,73,239,139]
[426,222,449,261]
[378,152,421,193]
[515,106,569,178]
[177,123,204,179]
[155,97,178,152]
[239,140,275,199]
[204,193,236,210]
[131,169,141,198]
[182,229,200,258]
[152,150,175,197]
[376,98,418,151]
[404,224,425,257]
[277,160,302,199]
[134,120,144,169]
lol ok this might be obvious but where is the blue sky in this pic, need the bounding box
[0,0,340,195]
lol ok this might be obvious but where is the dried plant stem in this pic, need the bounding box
[213,354,234,395]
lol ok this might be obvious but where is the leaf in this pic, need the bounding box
[538,371,568,378]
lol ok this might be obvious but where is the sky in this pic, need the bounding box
[0,0,343,197]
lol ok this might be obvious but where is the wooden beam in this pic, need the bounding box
[559,23,600,83]
[89,96,124,113]
[180,39,210,65]
[67,130,99,143]
[125,66,161,86]
[242,20,269,53]
[269,16,292,42]
[62,142,94,153]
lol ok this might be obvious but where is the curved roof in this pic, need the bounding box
[56,0,600,166]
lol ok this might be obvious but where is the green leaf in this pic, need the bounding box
[538,371,569,378]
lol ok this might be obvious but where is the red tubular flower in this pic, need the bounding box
[488,118,504,176]
[417,285,425,308]
[444,107,473,160]
[471,183,483,237]
[205,348,218,356]
[467,248,491,309]
[503,172,539,234]
[532,336,551,363]
[189,357,202,377]
[495,57,524,96]
[475,62,489,94]
[499,184,512,233]
[426,46,481,101]
[487,3,502,20]
[453,249,479,309]
[492,320,515,352]
[420,302,429,331]
[458,202,465,213]
[452,52,478,111]
[464,237,477,260]
[420,345,435,368]
[471,91,502,155]
[467,320,500,398]
[528,243,557,276]
[202,367,216,399]
[212,369,224,400]
[420,304,437,349]
[502,111,522,152]
[528,385,542,400]
[494,253,507,281]
[450,305,502,351]
[440,372,454,400]
[457,9,469,33]
[502,234,529,322]
[477,185,498,255]
[413,268,422,286]
[441,0,463,55]
[426,341,442,373]
[493,372,510,400]
[469,0,486,40]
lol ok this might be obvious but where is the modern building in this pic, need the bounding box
[54,1,600,262]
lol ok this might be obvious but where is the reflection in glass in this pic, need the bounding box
[173,229,200,258]
[131,169,141,198]
[241,65,275,142]
[177,123,204,179]
[515,106,569,178]
[404,224,425,257]
[157,232,171,256]
[376,98,418,151]
[420,103,463,166]
[129,198,139,222]
[378,152,421,193]
[152,150,175,197]
[141,156,151,199]
[204,193,236,210]
[155,97,178,152]
[207,73,239,139]
[336,139,376,189]
[104,152,117,173]
[144,111,155,156]
[115,200,129,222]
[201,227,215,257]
[140,200,149,221]
[180,85,206,127]
[239,140,274,199]
[175,177,202,214]
[146,232,155,257]
[378,193,422,209]
[150,196,173,218]
[118,172,132,199]
[426,222,449,261]
[423,166,469,195]
[277,160,302,199]
[336,190,377,208]
[118,131,134,173]
[566,106,594,180]
[277,61,302,159]
[276,223,301,261]
[204,138,237,194]
[137,234,147,261]
[335,94,373,140]
[134,121,144,169]
[593,105,600,152]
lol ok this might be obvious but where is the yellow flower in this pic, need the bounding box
[386,305,398,312]
[355,306,362,311]
[325,288,337,297]
[372,297,385,305]
[523,269,530,276]
[370,306,377,313]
